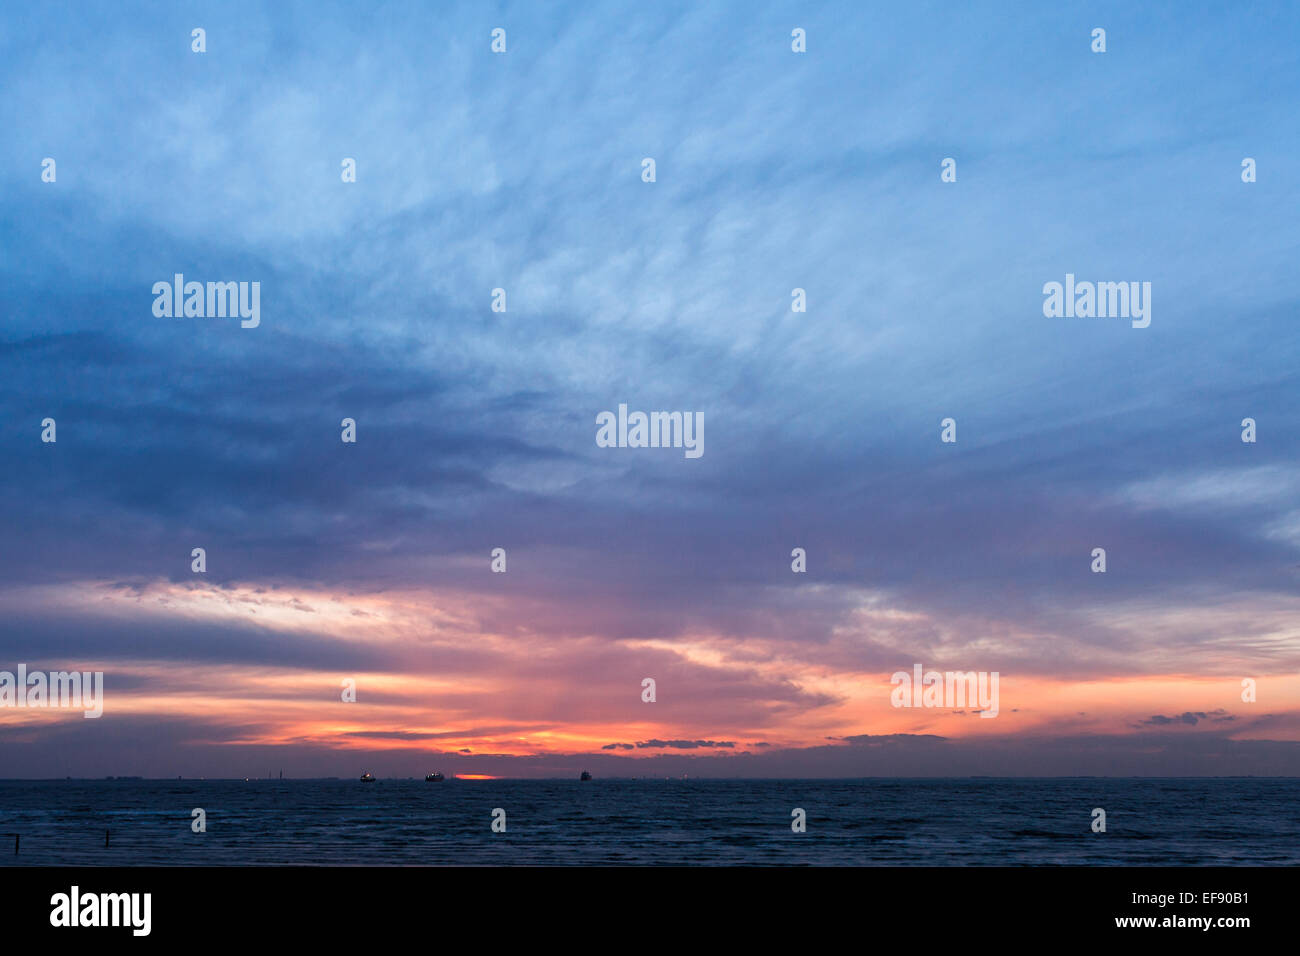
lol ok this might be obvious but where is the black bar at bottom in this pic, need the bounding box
[0,865,1280,941]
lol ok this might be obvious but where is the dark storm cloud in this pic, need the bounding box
[0,608,419,673]
[1141,710,1235,727]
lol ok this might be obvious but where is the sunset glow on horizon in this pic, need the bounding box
[3,573,1297,776]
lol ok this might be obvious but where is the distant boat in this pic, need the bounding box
[360,772,376,783]
[580,771,592,781]
[425,771,445,782]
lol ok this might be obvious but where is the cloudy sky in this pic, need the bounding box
[1,1,1298,777]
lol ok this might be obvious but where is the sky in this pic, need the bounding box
[1,1,1298,778]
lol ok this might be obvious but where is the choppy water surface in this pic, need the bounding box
[0,778,1294,866]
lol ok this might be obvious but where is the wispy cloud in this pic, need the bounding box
[1,1,1298,775]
